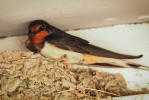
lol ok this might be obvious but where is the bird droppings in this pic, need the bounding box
[0,50,149,100]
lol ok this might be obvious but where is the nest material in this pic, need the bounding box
[0,50,148,100]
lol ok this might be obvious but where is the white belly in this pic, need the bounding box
[41,42,84,63]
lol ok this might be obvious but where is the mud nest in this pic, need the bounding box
[0,51,148,100]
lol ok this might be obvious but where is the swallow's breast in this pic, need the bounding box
[40,42,84,63]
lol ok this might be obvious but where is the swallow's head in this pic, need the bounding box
[28,20,51,43]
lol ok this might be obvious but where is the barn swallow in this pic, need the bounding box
[25,20,149,70]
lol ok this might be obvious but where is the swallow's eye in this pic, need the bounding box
[40,26,44,29]
[41,26,44,29]
[40,25,45,31]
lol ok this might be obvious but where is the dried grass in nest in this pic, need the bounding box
[0,50,148,100]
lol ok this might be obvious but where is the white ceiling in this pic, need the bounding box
[0,0,149,37]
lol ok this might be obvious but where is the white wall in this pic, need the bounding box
[0,0,149,37]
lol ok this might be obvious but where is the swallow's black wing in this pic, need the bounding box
[44,29,142,59]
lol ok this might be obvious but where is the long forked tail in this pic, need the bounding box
[121,60,149,70]
[83,54,149,71]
